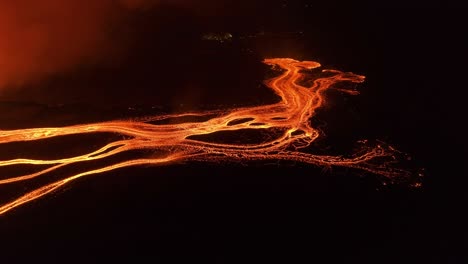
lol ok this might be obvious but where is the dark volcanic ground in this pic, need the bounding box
[0,2,466,263]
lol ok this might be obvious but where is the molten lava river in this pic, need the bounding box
[0,58,414,215]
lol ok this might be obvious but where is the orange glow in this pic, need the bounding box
[0,58,411,215]
[0,0,156,89]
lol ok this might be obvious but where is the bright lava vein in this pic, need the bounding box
[0,58,413,215]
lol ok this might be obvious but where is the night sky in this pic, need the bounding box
[0,1,466,263]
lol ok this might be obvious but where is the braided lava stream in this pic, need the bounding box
[0,58,412,215]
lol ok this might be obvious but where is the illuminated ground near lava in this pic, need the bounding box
[0,58,414,215]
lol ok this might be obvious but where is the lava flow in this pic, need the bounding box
[0,58,412,215]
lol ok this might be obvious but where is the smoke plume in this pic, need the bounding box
[0,0,157,91]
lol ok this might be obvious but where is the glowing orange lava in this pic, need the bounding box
[0,58,411,215]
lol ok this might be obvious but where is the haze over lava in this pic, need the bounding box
[0,0,190,90]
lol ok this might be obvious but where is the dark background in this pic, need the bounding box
[0,1,466,263]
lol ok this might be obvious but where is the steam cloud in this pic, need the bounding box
[0,0,159,91]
